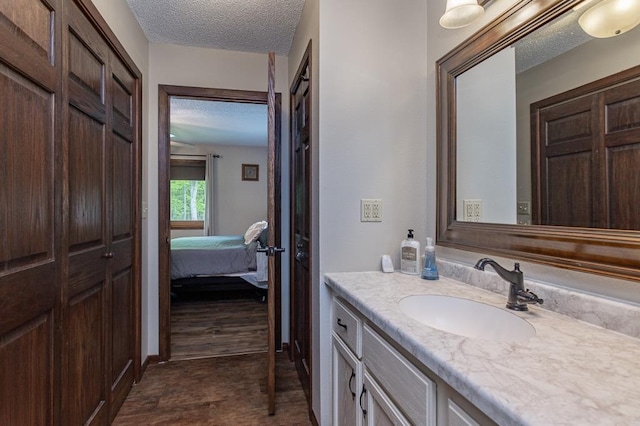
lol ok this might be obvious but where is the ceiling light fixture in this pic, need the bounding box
[440,0,484,29]
[578,0,640,38]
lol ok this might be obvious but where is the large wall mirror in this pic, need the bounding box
[437,0,640,281]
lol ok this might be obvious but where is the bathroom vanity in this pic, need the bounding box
[326,269,640,425]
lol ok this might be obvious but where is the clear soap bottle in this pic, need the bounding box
[421,237,439,280]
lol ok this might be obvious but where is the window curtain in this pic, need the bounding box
[204,153,217,236]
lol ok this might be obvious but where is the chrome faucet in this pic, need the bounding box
[474,258,543,311]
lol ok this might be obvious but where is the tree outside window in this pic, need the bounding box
[170,158,206,229]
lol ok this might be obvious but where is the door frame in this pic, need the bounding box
[157,85,282,360]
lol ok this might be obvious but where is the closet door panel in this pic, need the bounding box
[0,67,54,270]
[63,285,107,426]
[0,0,57,88]
[603,80,640,230]
[0,313,53,425]
[64,4,109,424]
[0,3,57,419]
[109,268,133,415]
[108,54,136,418]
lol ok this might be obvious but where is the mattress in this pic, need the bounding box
[170,235,258,280]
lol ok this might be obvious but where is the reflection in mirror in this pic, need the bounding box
[455,1,640,229]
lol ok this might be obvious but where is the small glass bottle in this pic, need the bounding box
[421,237,439,280]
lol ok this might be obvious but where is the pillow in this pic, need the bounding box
[258,227,269,247]
[244,221,268,244]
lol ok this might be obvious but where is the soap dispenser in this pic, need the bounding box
[421,237,439,280]
[401,229,420,275]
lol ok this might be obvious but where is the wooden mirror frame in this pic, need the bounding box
[436,0,640,282]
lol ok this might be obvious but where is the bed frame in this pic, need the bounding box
[171,276,267,301]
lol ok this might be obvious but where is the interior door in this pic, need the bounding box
[290,51,312,401]
[64,3,111,423]
[0,0,60,423]
[266,51,279,415]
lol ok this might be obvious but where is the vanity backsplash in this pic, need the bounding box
[437,259,640,340]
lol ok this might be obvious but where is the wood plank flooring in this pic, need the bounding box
[114,292,311,424]
[170,293,268,360]
[113,352,311,425]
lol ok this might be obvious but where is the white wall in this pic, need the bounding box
[169,145,269,239]
[212,145,268,234]
[317,0,428,421]
[91,0,152,361]
[426,1,640,304]
[457,47,517,224]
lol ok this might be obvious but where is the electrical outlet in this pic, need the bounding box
[517,201,531,215]
[361,199,382,222]
[463,199,482,222]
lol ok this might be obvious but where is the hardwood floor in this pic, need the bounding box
[171,292,268,360]
[113,291,310,424]
[113,352,311,425]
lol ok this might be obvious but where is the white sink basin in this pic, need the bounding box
[399,294,535,341]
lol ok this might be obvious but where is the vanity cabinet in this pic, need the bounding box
[331,296,495,426]
[331,298,428,426]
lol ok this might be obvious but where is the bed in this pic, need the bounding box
[170,222,269,295]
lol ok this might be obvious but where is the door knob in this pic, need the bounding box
[102,252,114,258]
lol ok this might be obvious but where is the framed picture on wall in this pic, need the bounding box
[242,164,259,181]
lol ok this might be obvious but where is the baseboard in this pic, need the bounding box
[139,354,161,380]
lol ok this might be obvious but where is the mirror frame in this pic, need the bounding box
[436,0,640,282]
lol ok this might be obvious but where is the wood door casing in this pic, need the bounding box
[290,41,312,404]
[157,85,283,362]
[532,69,640,230]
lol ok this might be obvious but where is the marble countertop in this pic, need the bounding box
[324,271,640,426]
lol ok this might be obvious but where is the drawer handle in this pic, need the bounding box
[337,318,348,330]
[359,385,367,416]
[348,369,356,400]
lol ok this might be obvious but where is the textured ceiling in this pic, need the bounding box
[513,5,594,74]
[127,1,303,148]
[170,99,267,147]
[126,0,305,55]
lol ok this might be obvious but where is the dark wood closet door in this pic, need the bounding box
[0,1,60,424]
[535,96,597,227]
[63,2,111,424]
[601,79,640,230]
[533,72,640,230]
[108,51,137,420]
[290,55,312,402]
[63,2,139,423]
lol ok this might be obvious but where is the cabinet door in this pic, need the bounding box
[362,371,410,426]
[332,334,362,426]
[446,399,479,426]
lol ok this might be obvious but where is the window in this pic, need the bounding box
[170,158,206,229]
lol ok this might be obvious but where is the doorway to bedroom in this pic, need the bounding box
[157,85,283,362]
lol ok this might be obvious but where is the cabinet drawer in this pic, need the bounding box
[332,298,362,357]
[363,324,436,426]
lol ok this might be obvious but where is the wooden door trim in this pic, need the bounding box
[158,84,283,360]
